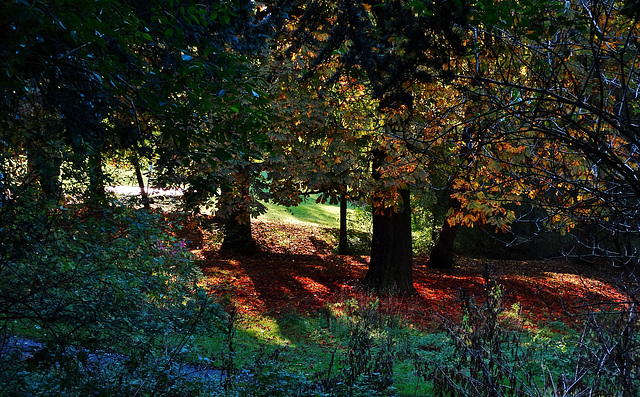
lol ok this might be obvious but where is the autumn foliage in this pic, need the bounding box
[182,218,628,330]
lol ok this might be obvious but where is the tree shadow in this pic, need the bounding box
[199,250,367,317]
[197,222,629,331]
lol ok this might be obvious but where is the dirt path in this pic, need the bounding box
[106,186,184,197]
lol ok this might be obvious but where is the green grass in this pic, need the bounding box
[258,195,356,229]
[186,293,588,397]
[257,197,374,254]
[192,302,433,395]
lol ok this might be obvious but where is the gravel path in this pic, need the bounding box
[1,336,225,381]
[106,186,185,197]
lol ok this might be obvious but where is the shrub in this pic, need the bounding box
[417,267,640,397]
[0,195,225,395]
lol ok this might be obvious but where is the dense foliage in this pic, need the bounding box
[2,0,640,394]
[0,195,225,395]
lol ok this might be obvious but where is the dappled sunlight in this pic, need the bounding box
[199,259,269,316]
[191,220,629,329]
[292,275,330,295]
[543,272,627,301]
[241,316,293,347]
[257,197,342,227]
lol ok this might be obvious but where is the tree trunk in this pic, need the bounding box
[427,104,479,269]
[220,180,257,254]
[337,194,349,255]
[427,195,462,269]
[220,212,257,254]
[364,88,416,294]
[364,188,415,294]
[130,152,150,210]
[87,153,107,206]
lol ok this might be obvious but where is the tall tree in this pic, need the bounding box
[265,53,376,253]
[451,0,640,266]
[272,0,470,293]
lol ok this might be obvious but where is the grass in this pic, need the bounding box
[186,289,593,397]
[9,160,635,395]
[194,300,430,394]
[257,196,344,228]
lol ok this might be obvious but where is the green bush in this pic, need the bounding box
[0,195,226,395]
[416,270,640,397]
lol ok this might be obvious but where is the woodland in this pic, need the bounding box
[2,0,640,395]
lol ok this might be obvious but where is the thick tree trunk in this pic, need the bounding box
[337,194,349,255]
[364,89,416,294]
[427,195,462,269]
[220,180,257,254]
[220,212,257,254]
[364,188,415,294]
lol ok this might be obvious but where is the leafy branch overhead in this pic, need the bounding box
[3,0,640,394]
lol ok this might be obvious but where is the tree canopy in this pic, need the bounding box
[4,0,640,394]
[4,0,640,290]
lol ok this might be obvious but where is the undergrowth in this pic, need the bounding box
[0,195,225,396]
[193,266,639,397]
[416,267,640,397]
[2,193,638,396]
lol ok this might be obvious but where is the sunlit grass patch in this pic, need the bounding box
[258,195,344,227]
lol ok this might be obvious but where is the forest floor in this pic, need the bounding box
[176,218,631,330]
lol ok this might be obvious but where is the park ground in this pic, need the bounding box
[175,217,628,331]
[106,191,636,395]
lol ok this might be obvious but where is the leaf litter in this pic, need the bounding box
[177,218,629,329]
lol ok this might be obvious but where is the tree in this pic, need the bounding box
[0,0,131,204]
[272,0,470,293]
[450,0,640,266]
[265,55,377,255]
[0,2,250,391]
[1,0,284,253]
[352,0,623,269]
[1,0,277,209]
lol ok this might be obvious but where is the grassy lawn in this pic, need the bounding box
[257,196,344,227]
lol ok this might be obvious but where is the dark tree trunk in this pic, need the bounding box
[427,104,478,269]
[427,195,462,269]
[220,212,257,254]
[130,152,150,210]
[364,89,416,294]
[338,194,349,255]
[87,153,107,206]
[220,181,257,254]
[364,188,415,294]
